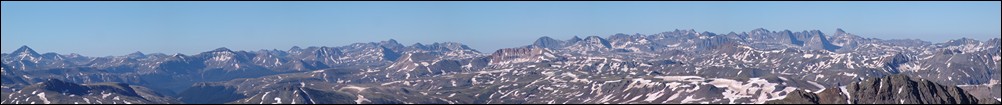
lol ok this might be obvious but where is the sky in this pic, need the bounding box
[2,1,1000,56]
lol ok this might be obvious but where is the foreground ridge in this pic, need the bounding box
[766,74,1001,104]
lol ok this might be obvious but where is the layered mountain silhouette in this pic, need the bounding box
[2,28,999,104]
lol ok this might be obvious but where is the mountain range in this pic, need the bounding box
[2,28,999,104]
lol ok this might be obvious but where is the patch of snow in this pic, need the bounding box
[899,63,929,72]
[299,87,316,104]
[878,80,884,90]
[617,92,645,103]
[260,92,271,104]
[381,81,403,86]
[355,95,370,104]
[840,86,852,104]
[989,80,1000,88]
[312,70,325,73]
[704,78,793,104]
[666,93,682,101]
[563,72,592,83]
[541,71,555,76]
[653,76,704,82]
[101,92,112,99]
[273,97,282,104]
[596,94,616,103]
[37,92,50,104]
[342,85,366,92]
[841,73,858,78]
[643,89,666,102]
[541,87,554,91]
[680,96,704,104]
[807,81,825,92]
[562,72,578,78]
[604,80,622,83]
[476,69,511,74]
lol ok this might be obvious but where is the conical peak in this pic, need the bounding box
[17,45,32,51]
[14,45,39,55]
[387,39,398,44]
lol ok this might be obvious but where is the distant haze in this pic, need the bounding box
[2,1,1000,56]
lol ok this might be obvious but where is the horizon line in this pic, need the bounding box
[5,28,1000,57]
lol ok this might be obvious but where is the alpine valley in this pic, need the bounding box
[2,28,999,104]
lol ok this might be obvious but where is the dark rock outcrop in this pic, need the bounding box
[766,75,1000,104]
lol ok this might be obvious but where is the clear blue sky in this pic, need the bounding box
[2,1,1000,56]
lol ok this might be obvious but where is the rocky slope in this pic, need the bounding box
[0,79,180,104]
[765,74,1000,104]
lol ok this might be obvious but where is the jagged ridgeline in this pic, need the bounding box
[2,28,1000,104]
[765,74,1001,104]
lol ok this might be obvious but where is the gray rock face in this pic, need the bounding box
[486,47,558,65]
[766,75,1001,104]
[532,36,567,49]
